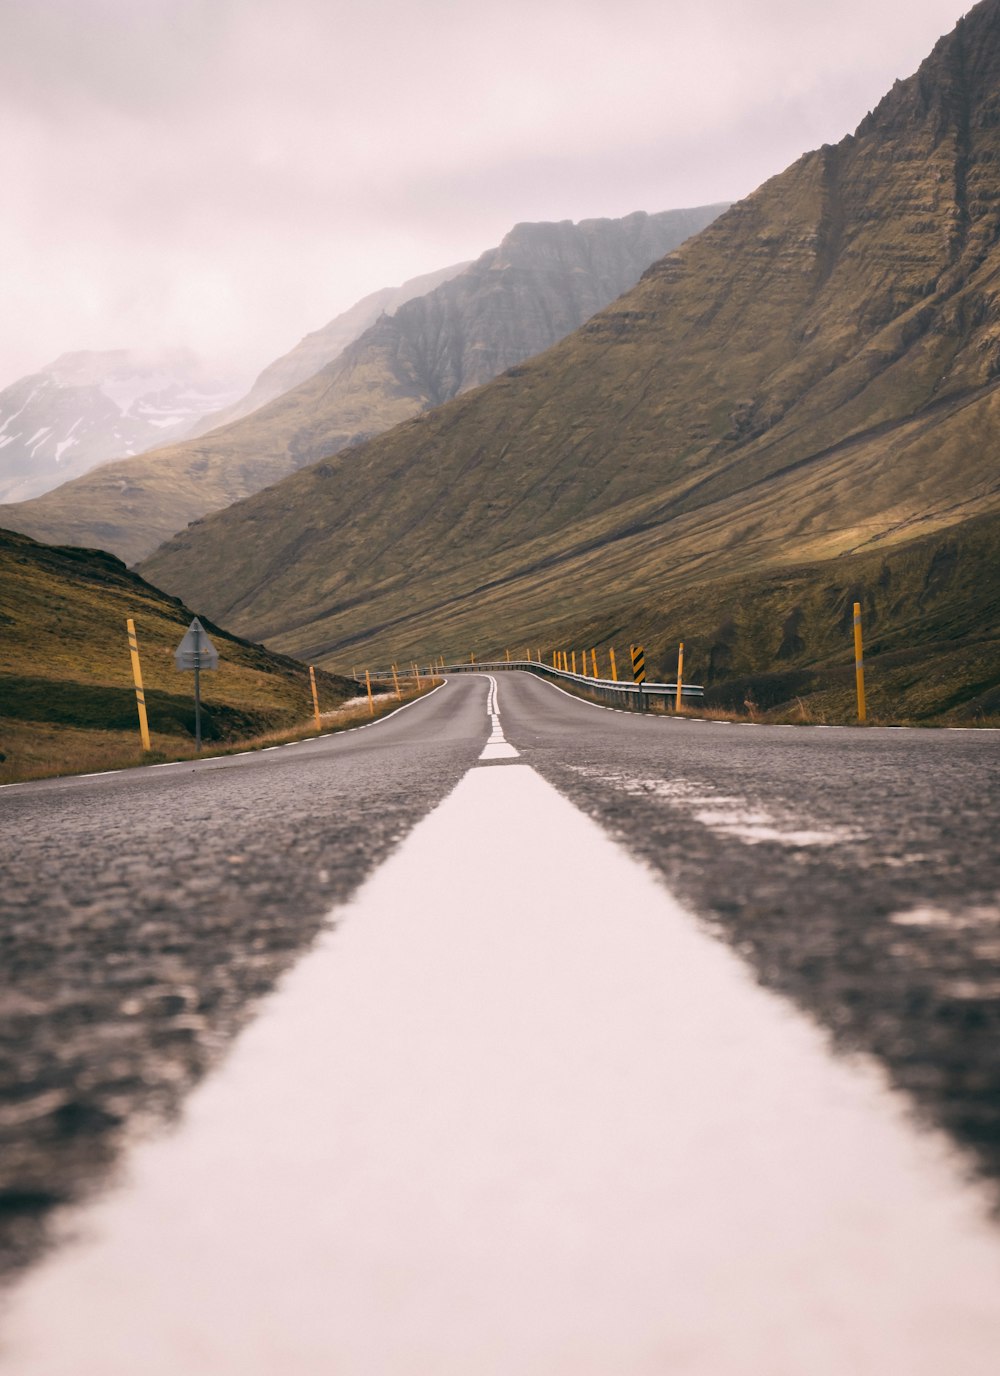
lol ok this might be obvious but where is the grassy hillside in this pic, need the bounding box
[552,510,1000,724]
[0,528,361,783]
[132,0,1000,726]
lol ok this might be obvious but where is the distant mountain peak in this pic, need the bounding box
[0,349,243,504]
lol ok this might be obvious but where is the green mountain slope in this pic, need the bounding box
[0,527,355,783]
[0,207,723,566]
[136,0,1000,722]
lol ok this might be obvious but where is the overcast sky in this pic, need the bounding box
[0,0,974,388]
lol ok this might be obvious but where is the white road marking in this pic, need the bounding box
[3,759,1000,1374]
[563,766,864,848]
[478,673,520,759]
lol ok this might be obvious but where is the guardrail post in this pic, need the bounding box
[853,602,867,723]
[126,618,151,751]
[309,664,322,730]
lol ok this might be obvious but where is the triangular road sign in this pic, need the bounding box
[174,617,219,671]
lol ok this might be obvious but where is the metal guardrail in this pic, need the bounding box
[369,660,704,711]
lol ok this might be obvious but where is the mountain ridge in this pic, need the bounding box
[185,261,470,438]
[0,205,726,564]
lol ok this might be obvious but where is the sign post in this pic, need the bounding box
[174,617,219,751]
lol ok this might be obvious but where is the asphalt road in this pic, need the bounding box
[1,669,999,1295]
[500,672,1000,1190]
[0,682,482,1281]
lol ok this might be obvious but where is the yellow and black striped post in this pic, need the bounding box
[308,664,321,730]
[630,644,647,711]
[675,641,684,713]
[630,644,646,684]
[609,647,618,682]
[126,618,151,751]
[853,602,867,723]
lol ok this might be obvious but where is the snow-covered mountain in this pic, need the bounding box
[0,349,244,503]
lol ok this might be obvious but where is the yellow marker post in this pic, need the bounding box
[126,618,151,751]
[609,647,618,682]
[571,650,577,675]
[412,661,422,688]
[365,669,374,716]
[308,664,322,731]
[470,651,476,664]
[505,648,510,662]
[853,602,866,723]
[591,648,598,678]
[391,663,401,700]
[675,641,684,712]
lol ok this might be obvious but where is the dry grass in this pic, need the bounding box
[0,681,438,787]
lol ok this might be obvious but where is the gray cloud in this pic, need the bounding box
[0,0,973,386]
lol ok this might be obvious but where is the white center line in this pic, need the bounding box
[3,759,1000,1374]
[479,673,520,759]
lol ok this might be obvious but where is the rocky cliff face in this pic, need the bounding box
[357,209,726,406]
[134,0,1000,685]
[0,205,726,563]
[0,350,242,503]
[186,261,469,438]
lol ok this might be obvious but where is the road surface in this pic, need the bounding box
[1,672,999,1372]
